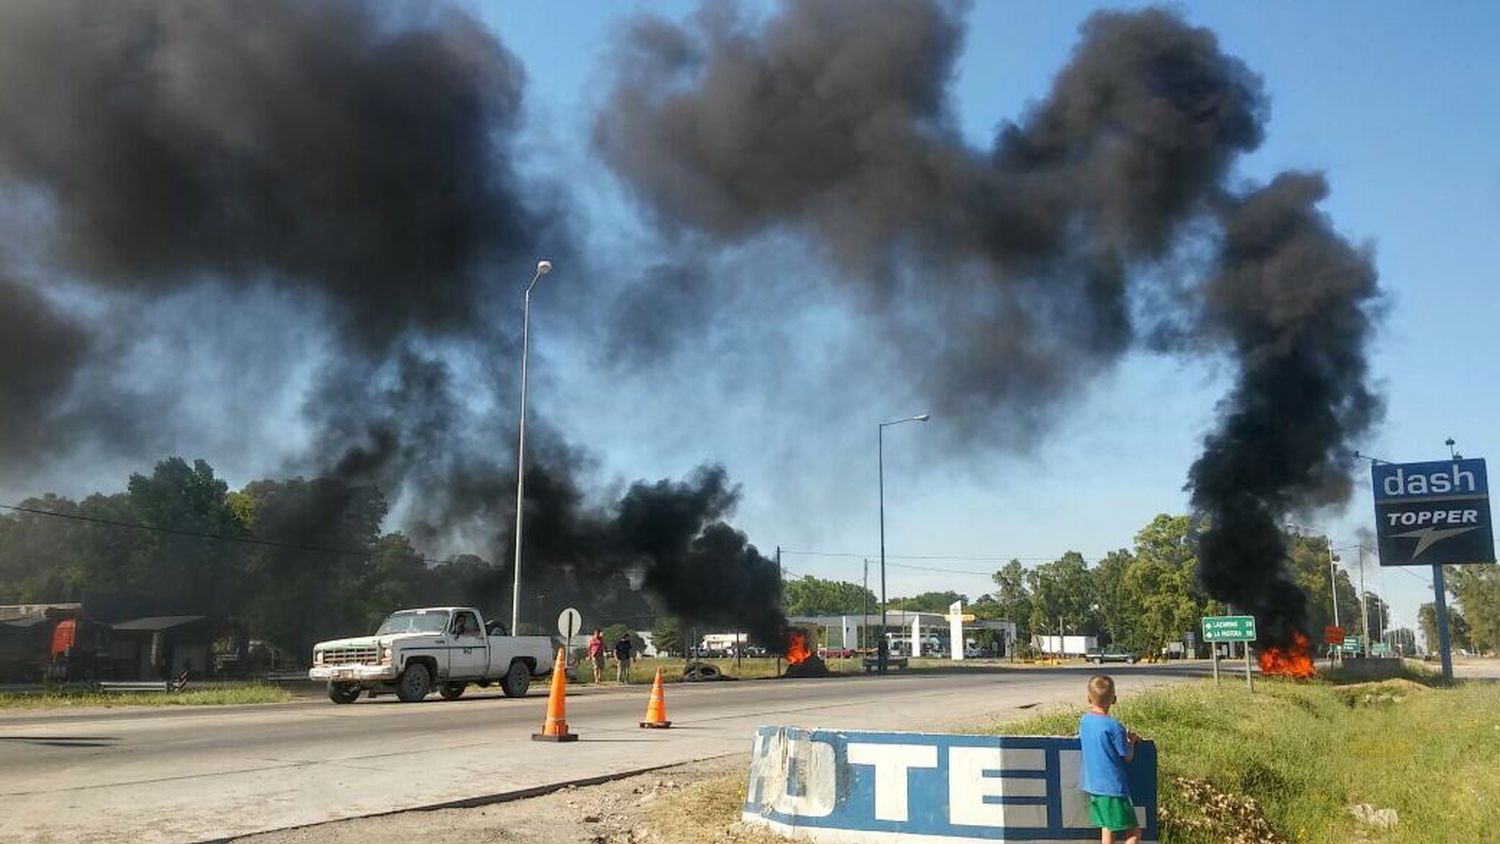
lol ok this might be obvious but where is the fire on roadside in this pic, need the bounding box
[1258,630,1316,679]
[787,630,811,665]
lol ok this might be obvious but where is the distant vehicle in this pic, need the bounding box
[309,607,555,704]
[963,646,984,659]
[1087,646,1139,664]
[819,647,856,658]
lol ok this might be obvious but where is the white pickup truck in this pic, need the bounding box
[308,607,556,704]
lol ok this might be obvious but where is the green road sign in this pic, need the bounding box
[1341,635,1363,654]
[1370,642,1393,657]
[1202,615,1256,642]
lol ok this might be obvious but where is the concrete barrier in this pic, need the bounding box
[1335,657,1404,681]
[743,726,1157,842]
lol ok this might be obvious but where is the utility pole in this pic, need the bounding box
[1358,544,1371,657]
[862,558,870,652]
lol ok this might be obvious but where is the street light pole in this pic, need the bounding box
[878,414,929,675]
[510,260,552,637]
[862,558,870,652]
[1328,540,1340,631]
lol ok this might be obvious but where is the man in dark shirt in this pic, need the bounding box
[613,634,633,684]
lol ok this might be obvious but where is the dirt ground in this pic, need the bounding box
[230,755,780,844]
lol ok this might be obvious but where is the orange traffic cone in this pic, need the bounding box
[531,648,579,742]
[639,667,671,728]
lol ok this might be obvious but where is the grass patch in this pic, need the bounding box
[992,678,1500,843]
[0,683,293,709]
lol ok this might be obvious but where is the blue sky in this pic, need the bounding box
[460,1,1500,642]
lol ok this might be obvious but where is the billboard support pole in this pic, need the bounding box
[1432,563,1454,682]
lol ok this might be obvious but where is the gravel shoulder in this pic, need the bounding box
[230,755,759,844]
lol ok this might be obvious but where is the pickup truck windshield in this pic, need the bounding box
[375,611,450,635]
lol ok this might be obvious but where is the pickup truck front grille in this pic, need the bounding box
[323,647,379,666]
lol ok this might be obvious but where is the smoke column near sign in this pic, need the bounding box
[595,0,1382,644]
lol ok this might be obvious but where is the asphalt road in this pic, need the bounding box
[0,663,1208,844]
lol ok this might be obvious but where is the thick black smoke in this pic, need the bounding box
[0,1,787,644]
[595,2,1266,443]
[596,1,1380,643]
[0,0,543,346]
[0,280,88,465]
[1189,174,1381,645]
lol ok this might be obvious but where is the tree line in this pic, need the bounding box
[782,514,1446,655]
[0,457,657,664]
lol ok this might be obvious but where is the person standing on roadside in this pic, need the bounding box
[1080,675,1140,844]
[587,629,606,684]
[613,632,634,684]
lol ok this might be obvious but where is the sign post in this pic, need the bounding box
[1324,626,1344,668]
[557,607,582,667]
[1372,458,1495,682]
[1202,615,1257,692]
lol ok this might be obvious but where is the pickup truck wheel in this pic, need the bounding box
[327,682,360,704]
[500,661,531,698]
[395,662,432,702]
[439,682,466,700]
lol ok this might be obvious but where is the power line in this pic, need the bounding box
[779,549,1102,564]
[0,502,460,567]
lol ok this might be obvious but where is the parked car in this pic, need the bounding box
[1086,646,1139,664]
[818,647,856,658]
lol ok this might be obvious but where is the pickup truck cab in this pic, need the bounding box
[309,607,555,704]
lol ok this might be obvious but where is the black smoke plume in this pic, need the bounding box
[0,280,88,467]
[1188,174,1381,645]
[0,1,788,644]
[595,1,1381,644]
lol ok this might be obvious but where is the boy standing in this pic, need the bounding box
[1080,675,1140,844]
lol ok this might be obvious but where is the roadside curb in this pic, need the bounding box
[200,753,742,843]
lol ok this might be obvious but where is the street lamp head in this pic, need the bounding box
[913,414,930,422]
[536,260,552,275]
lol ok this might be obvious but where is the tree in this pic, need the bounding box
[1361,591,1390,647]
[1283,531,1360,646]
[650,616,683,657]
[1091,548,1137,647]
[990,560,1033,643]
[1388,627,1418,655]
[888,591,968,614]
[1122,516,1204,654]
[1446,565,1500,653]
[1027,552,1094,639]
[784,575,876,617]
[1418,602,1471,654]
[601,623,646,656]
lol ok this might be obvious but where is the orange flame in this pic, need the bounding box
[787,631,811,665]
[1258,630,1317,679]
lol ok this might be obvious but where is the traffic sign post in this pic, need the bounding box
[557,607,582,668]
[1371,458,1494,682]
[1202,616,1257,691]
[1324,626,1345,667]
